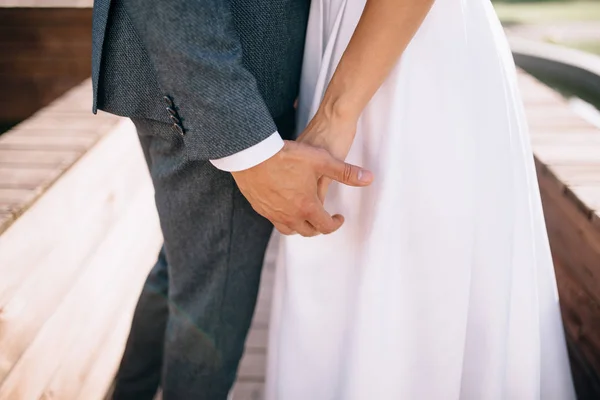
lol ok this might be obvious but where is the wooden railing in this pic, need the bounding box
[0,1,92,6]
[0,2,93,131]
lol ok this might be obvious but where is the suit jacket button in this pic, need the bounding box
[163,95,175,108]
[166,107,178,117]
[169,114,181,125]
[173,123,185,136]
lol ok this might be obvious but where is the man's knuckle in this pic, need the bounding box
[281,216,295,226]
[294,197,310,215]
[299,228,317,237]
[298,205,309,217]
[310,148,328,167]
[305,201,319,216]
[274,222,292,235]
[279,146,291,160]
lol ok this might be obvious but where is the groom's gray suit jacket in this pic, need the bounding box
[92,0,310,159]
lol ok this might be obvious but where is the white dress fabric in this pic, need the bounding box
[265,0,576,399]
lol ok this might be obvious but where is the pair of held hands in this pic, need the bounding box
[231,111,374,237]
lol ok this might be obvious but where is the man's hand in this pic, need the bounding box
[231,141,373,237]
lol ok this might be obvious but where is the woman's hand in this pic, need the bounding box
[296,110,359,203]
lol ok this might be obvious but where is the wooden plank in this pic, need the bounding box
[534,142,600,166]
[0,188,36,204]
[251,298,271,328]
[41,80,95,112]
[0,56,90,78]
[0,203,16,214]
[555,256,600,400]
[0,0,92,7]
[15,116,116,133]
[10,129,100,138]
[0,212,12,228]
[0,185,161,399]
[518,89,566,107]
[521,92,565,107]
[43,99,97,115]
[0,26,91,47]
[538,166,600,363]
[0,128,118,228]
[525,107,583,120]
[554,255,600,378]
[0,166,62,189]
[551,165,600,187]
[570,186,600,214]
[530,130,600,143]
[0,134,97,151]
[0,14,92,39]
[245,327,268,352]
[0,149,80,167]
[231,382,264,400]
[238,353,266,381]
[527,114,594,131]
[0,42,90,59]
[0,189,38,229]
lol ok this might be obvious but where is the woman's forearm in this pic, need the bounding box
[319,0,435,122]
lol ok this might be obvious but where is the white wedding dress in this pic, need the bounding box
[265,0,576,399]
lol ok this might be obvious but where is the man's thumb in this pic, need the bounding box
[320,156,374,187]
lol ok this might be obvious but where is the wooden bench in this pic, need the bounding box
[519,70,600,395]
[0,79,163,399]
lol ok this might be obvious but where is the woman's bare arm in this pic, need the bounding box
[321,0,435,122]
[298,0,435,200]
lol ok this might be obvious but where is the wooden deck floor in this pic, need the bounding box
[1,69,600,399]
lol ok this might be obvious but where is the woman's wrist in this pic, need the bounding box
[299,106,358,163]
[311,106,358,144]
[319,88,362,126]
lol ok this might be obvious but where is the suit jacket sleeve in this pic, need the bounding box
[123,0,278,160]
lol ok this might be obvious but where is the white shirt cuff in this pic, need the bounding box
[209,132,284,172]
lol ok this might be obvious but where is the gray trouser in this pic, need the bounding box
[112,113,293,400]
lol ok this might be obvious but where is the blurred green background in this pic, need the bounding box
[493,0,600,54]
